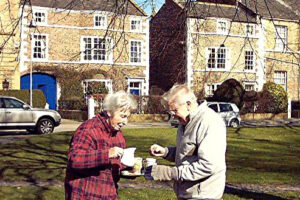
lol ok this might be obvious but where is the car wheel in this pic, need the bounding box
[37,118,54,134]
[230,119,239,128]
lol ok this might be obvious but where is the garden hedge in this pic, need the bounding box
[0,89,46,108]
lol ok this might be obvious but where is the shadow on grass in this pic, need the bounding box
[225,185,289,200]
[0,132,72,183]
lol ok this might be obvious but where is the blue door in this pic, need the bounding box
[21,73,57,110]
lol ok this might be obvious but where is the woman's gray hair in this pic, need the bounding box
[103,90,137,112]
[161,84,197,108]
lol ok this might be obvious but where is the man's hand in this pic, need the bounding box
[149,144,166,157]
[109,147,124,158]
[144,165,178,181]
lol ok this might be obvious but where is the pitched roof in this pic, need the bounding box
[175,0,299,21]
[240,0,299,20]
[28,0,147,16]
[179,1,257,23]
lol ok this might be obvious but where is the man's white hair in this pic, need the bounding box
[103,90,137,112]
[161,84,197,107]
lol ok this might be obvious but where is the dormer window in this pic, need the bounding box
[130,19,141,31]
[245,24,255,37]
[33,10,47,25]
[94,15,107,28]
[217,19,229,34]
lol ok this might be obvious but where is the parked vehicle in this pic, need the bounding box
[207,102,241,127]
[169,101,241,128]
[0,96,61,134]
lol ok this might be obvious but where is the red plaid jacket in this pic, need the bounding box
[65,112,126,200]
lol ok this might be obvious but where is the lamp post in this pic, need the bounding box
[2,79,9,90]
[28,22,36,107]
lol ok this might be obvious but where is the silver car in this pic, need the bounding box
[0,96,61,134]
[207,102,241,127]
[169,101,241,128]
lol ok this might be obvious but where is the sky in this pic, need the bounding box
[135,0,165,16]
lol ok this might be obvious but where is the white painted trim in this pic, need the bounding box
[31,33,49,61]
[93,14,107,29]
[186,18,193,88]
[243,81,257,91]
[80,36,113,63]
[244,23,256,37]
[216,19,229,35]
[29,23,148,34]
[244,49,256,72]
[129,39,143,65]
[193,69,255,73]
[144,18,150,95]
[20,7,28,73]
[189,31,259,39]
[83,79,113,93]
[127,78,144,96]
[23,58,147,67]
[32,8,48,26]
[130,16,143,32]
[205,47,231,71]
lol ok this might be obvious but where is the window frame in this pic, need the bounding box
[31,33,49,61]
[94,14,107,29]
[205,83,221,97]
[217,19,229,34]
[127,79,143,96]
[129,40,142,64]
[206,47,230,70]
[244,82,256,91]
[130,18,142,32]
[81,36,113,63]
[244,50,255,72]
[33,9,47,25]
[83,79,113,94]
[275,25,288,52]
[245,24,255,37]
[274,71,287,90]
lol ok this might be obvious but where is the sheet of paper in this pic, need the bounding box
[121,147,136,167]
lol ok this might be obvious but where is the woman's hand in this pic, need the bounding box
[149,144,166,157]
[109,147,124,158]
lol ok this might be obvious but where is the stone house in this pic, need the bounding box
[150,0,300,100]
[0,0,20,90]
[19,0,149,110]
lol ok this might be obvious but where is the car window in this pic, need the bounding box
[208,104,218,112]
[3,98,24,109]
[220,104,233,112]
[0,98,5,108]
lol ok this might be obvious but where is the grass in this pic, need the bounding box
[0,126,299,199]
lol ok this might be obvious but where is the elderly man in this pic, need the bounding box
[65,91,137,200]
[145,84,227,200]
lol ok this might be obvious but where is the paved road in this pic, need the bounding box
[1,118,300,145]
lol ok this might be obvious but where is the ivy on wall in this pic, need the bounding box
[34,65,108,100]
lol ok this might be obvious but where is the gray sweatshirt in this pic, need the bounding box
[165,101,227,199]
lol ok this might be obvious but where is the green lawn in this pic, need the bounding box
[0,126,299,199]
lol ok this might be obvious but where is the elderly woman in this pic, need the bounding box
[65,91,137,200]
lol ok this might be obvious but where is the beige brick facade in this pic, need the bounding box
[19,1,149,101]
[0,0,20,90]
[150,0,300,100]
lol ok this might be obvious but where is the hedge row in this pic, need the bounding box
[0,90,46,108]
